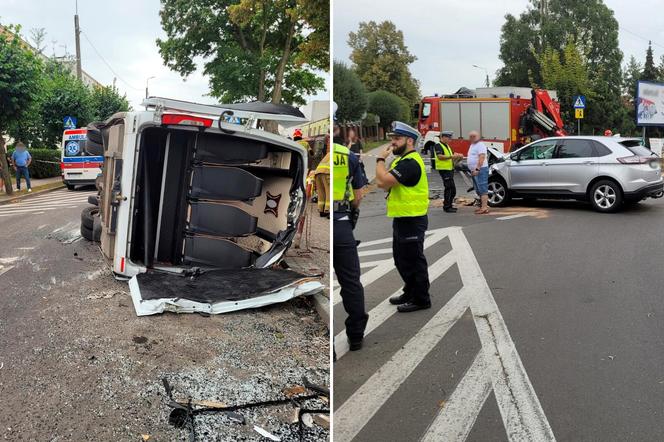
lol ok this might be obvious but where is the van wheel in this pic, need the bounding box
[81,206,99,230]
[590,180,622,212]
[488,177,510,207]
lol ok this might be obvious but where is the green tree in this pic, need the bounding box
[156,0,328,106]
[367,90,409,136]
[642,42,658,81]
[333,60,368,122]
[347,21,420,106]
[622,55,642,99]
[0,24,42,195]
[533,42,592,124]
[495,0,623,133]
[90,85,131,121]
[37,60,94,147]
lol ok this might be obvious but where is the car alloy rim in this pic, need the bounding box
[488,182,505,204]
[594,185,616,209]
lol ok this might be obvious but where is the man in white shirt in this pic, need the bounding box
[467,131,490,214]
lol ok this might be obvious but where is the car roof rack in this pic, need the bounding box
[141,97,308,125]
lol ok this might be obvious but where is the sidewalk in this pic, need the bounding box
[0,176,64,204]
[286,201,330,324]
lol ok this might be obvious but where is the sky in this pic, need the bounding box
[1,0,329,110]
[333,0,664,97]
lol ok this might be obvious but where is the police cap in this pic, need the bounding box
[387,121,420,140]
[440,130,454,138]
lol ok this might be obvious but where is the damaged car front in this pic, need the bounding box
[89,98,325,315]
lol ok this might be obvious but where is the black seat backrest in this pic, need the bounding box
[183,235,253,268]
[187,202,257,237]
[190,166,263,201]
[195,133,268,164]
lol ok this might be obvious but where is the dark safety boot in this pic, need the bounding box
[397,302,432,313]
[389,293,412,305]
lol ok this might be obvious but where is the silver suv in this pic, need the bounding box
[488,136,664,212]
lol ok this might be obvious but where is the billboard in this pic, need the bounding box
[636,80,664,126]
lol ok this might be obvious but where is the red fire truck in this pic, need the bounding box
[416,86,567,156]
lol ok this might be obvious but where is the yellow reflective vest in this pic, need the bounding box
[434,142,454,171]
[332,143,353,202]
[386,151,429,217]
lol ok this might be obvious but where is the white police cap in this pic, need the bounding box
[387,121,420,140]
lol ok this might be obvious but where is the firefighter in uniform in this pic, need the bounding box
[433,131,463,212]
[375,121,432,312]
[333,124,369,350]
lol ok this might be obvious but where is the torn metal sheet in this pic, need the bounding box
[128,275,323,316]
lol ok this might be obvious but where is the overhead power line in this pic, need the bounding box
[80,30,142,90]
[619,26,664,51]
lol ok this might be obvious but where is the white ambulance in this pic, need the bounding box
[61,128,103,189]
[84,97,324,315]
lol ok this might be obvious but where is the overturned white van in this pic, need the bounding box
[86,97,324,315]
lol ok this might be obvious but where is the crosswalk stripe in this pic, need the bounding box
[448,229,554,440]
[8,194,93,204]
[0,201,84,211]
[357,248,393,257]
[333,228,452,305]
[0,207,78,216]
[335,248,458,358]
[421,351,492,442]
[335,288,470,442]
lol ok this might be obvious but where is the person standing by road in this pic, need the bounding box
[11,142,32,192]
[468,131,489,214]
[333,122,369,351]
[433,131,463,212]
[375,121,431,313]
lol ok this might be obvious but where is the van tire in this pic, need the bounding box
[92,215,102,242]
[81,206,99,230]
[81,223,94,241]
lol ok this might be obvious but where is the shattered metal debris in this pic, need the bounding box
[161,376,329,442]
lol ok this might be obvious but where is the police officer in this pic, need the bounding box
[433,131,463,213]
[333,123,369,350]
[375,122,431,312]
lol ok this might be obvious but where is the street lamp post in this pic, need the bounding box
[472,65,490,88]
[145,76,156,99]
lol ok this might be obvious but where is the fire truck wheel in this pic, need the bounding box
[488,177,510,207]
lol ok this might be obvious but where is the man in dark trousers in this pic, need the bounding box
[375,121,431,313]
[333,122,369,350]
[433,131,463,212]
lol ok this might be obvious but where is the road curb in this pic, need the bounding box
[313,292,330,327]
[0,183,65,206]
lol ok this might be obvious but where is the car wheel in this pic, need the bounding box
[590,180,622,212]
[66,184,76,191]
[488,178,510,207]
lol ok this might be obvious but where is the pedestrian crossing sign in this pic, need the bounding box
[63,116,77,129]
[573,95,586,109]
[575,108,584,119]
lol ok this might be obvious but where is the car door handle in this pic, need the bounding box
[541,162,548,166]
[583,161,593,165]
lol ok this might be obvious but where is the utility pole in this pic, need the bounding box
[74,0,82,80]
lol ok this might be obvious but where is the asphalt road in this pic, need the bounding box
[0,187,329,441]
[333,168,664,441]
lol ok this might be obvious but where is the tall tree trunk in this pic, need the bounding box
[271,19,295,105]
[0,135,14,195]
[264,19,296,134]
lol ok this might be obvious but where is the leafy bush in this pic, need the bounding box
[6,148,61,179]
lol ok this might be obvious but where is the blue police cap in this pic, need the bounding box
[387,121,420,140]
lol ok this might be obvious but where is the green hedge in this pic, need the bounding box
[6,148,61,179]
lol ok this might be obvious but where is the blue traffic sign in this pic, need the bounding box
[573,95,586,109]
[63,116,77,129]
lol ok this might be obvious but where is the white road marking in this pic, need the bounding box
[359,259,391,269]
[333,228,452,305]
[496,213,533,221]
[448,229,555,441]
[335,248,458,358]
[335,227,554,441]
[358,247,393,257]
[0,265,15,277]
[335,288,470,442]
[421,352,492,442]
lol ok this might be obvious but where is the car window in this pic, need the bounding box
[622,143,653,157]
[518,140,557,160]
[592,141,612,157]
[556,139,595,159]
